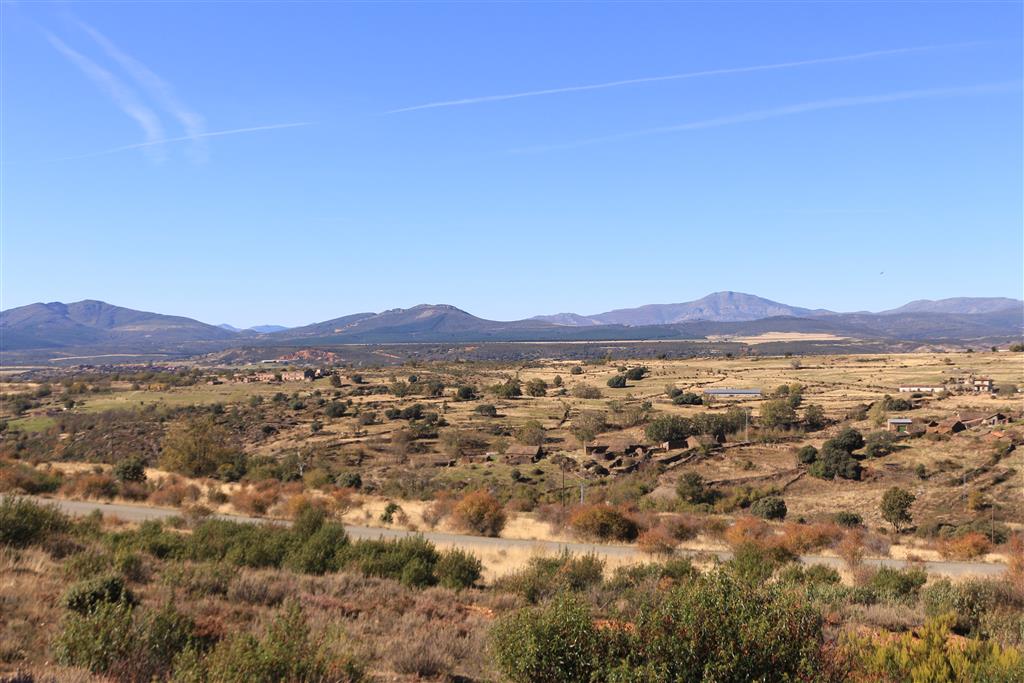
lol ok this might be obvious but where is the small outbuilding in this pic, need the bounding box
[887,417,913,433]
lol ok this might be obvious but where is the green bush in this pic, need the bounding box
[435,548,482,590]
[495,553,604,603]
[749,495,787,520]
[491,570,829,682]
[796,445,818,465]
[113,456,147,483]
[285,523,349,575]
[922,578,1021,637]
[606,375,628,389]
[181,600,364,683]
[832,511,863,527]
[861,567,927,604]
[0,462,63,493]
[491,593,603,683]
[63,574,136,613]
[53,599,137,673]
[727,542,797,584]
[0,495,70,547]
[672,392,702,406]
[339,536,440,587]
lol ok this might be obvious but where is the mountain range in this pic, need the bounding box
[1,293,1021,356]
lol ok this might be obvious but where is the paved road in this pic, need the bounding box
[33,497,1006,578]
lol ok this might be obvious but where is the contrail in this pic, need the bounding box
[45,32,165,153]
[74,19,206,150]
[387,43,983,114]
[58,122,315,161]
[510,81,1020,154]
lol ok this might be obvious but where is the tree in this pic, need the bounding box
[759,399,796,429]
[676,472,714,505]
[525,379,548,397]
[826,427,865,454]
[570,366,584,375]
[880,487,915,532]
[673,392,702,406]
[645,415,694,443]
[474,404,498,417]
[329,373,342,388]
[456,385,477,401]
[862,431,897,458]
[606,374,627,389]
[515,420,546,447]
[552,375,563,388]
[803,404,827,430]
[625,366,648,381]
[160,417,245,480]
[570,411,606,450]
[492,378,522,399]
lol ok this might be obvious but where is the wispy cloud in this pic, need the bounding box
[510,81,1020,154]
[387,43,982,114]
[45,32,165,155]
[58,122,315,161]
[73,19,206,154]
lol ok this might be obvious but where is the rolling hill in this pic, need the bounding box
[0,300,237,351]
[2,294,1020,358]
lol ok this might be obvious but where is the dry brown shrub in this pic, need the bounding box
[451,490,506,537]
[836,529,866,569]
[325,486,358,516]
[637,527,679,555]
[230,484,280,516]
[228,570,288,606]
[567,504,639,542]
[661,514,700,542]
[937,532,993,560]
[148,482,189,507]
[535,503,572,531]
[423,492,456,529]
[119,481,150,501]
[64,473,118,500]
[723,516,771,548]
[777,522,843,554]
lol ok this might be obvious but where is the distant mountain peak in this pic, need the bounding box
[533,291,830,326]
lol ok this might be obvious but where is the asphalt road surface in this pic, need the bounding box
[32,496,1006,578]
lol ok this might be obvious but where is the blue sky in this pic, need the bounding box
[2,1,1021,328]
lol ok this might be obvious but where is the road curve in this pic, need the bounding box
[31,496,1006,578]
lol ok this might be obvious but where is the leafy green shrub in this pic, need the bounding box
[675,472,716,505]
[860,567,927,604]
[619,570,826,680]
[181,600,363,682]
[495,553,605,603]
[727,542,797,584]
[63,574,137,613]
[849,614,1023,681]
[339,536,440,587]
[474,403,498,417]
[796,445,818,465]
[922,578,1021,637]
[672,392,702,405]
[832,511,863,527]
[113,456,147,483]
[491,593,603,683]
[53,599,137,673]
[749,495,787,520]
[568,505,639,542]
[606,374,628,388]
[0,495,70,547]
[625,367,648,381]
[435,548,483,590]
